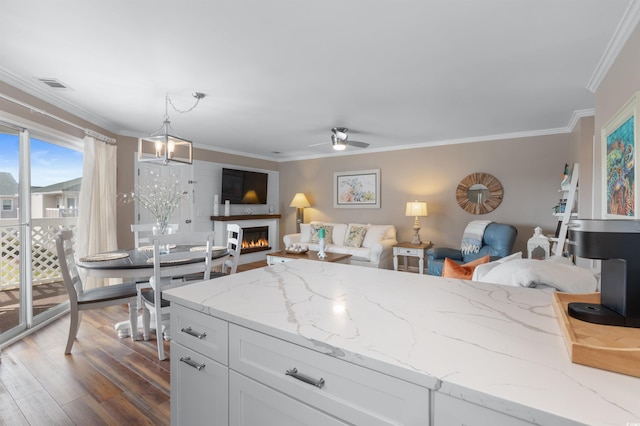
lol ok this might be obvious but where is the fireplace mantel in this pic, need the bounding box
[210,214,281,221]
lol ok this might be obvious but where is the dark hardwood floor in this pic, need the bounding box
[0,260,267,425]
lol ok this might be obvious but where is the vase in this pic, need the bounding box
[318,237,326,259]
[152,220,172,254]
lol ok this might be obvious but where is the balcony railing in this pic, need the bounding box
[1,217,77,290]
[45,207,79,218]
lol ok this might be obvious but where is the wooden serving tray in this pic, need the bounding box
[552,292,640,378]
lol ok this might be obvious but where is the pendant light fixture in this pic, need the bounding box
[138,92,205,165]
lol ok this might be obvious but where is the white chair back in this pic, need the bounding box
[143,231,217,360]
[150,231,215,286]
[224,224,243,274]
[131,223,179,248]
[56,229,83,299]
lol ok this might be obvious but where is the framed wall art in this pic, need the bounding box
[601,91,639,219]
[334,169,380,208]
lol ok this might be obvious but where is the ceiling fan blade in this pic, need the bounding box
[307,142,327,147]
[348,141,369,148]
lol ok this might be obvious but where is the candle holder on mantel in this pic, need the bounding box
[213,194,220,216]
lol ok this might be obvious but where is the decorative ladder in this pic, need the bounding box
[554,163,579,256]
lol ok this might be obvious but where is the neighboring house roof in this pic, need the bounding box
[32,177,81,194]
[0,172,18,196]
[0,174,81,196]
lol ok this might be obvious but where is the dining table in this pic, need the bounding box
[76,244,230,338]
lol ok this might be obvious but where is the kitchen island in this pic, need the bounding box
[165,259,640,425]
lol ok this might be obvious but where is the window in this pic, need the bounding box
[2,199,12,210]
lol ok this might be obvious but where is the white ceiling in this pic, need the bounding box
[1,1,638,161]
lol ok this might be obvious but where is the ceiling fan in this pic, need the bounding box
[309,127,370,151]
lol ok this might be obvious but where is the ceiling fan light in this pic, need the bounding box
[332,138,347,150]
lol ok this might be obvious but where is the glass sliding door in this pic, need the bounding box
[30,138,82,324]
[0,120,83,344]
[0,123,25,337]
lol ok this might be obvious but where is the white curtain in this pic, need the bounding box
[76,136,118,289]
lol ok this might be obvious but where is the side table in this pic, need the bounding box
[393,241,433,274]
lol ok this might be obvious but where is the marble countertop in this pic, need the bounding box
[165,260,640,425]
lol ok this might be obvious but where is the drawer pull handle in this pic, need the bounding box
[180,356,205,371]
[181,326,207,339]
[285,368,325,389]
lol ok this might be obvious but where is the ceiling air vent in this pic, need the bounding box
[37,78,72,90]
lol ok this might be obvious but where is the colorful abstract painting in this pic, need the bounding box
[334,169,380,208]
[605,115,635,217]
[602,93,640,219]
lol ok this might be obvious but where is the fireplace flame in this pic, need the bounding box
[242,237,269,249]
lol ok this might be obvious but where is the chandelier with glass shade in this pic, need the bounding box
[138,92,205,165]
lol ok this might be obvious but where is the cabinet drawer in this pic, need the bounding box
[171,341,228,426]
[229,324,430,426]
[171,303,228,365]
[230,371,348,426]
[434,393,532,426]
[397,248,420,256]
[267,256,291,265]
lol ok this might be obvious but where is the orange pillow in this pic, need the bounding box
[442,255,491,280]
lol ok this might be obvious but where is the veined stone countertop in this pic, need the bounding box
[164,259,640,425]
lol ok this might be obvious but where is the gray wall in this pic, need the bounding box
[279,129,585,258]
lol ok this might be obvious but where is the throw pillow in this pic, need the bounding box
[362,224,392,248]
[299,224,311,243]
[496,251,523,264]
[442,255,491,280]
[472,251,523,282]
[481,258,599,293]
[309,224,334,244]
[344,224,368,247]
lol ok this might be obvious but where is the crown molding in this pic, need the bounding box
[567,109,595,131]
[587,0,640,93]
[278,128,573,162]
[0,65,120,133]
[278,110,596,162]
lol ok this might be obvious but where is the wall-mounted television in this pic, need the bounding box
[221,168,268,204]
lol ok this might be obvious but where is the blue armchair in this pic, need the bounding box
[427,222,518,276]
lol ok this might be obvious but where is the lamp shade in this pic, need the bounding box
[290,193,311,208]
[405,201,428,217]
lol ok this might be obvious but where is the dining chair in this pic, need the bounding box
[221,223,243,275]
[141,231,218,360]
[131,223,179,248]
[55,230,139,355]
[130,222,180,311]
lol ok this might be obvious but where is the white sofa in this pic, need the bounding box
[283,221,397,269]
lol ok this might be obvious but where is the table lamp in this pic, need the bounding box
[290,193,311,233]
[405,201,428,244]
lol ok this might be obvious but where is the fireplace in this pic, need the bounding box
[211,215,280,264]
[241,226,271,254]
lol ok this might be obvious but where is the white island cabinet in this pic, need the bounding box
[170,302,430,425]
[165,260,640,426]
[170,302,229,425]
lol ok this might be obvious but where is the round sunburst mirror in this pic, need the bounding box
[456,172,504,214]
